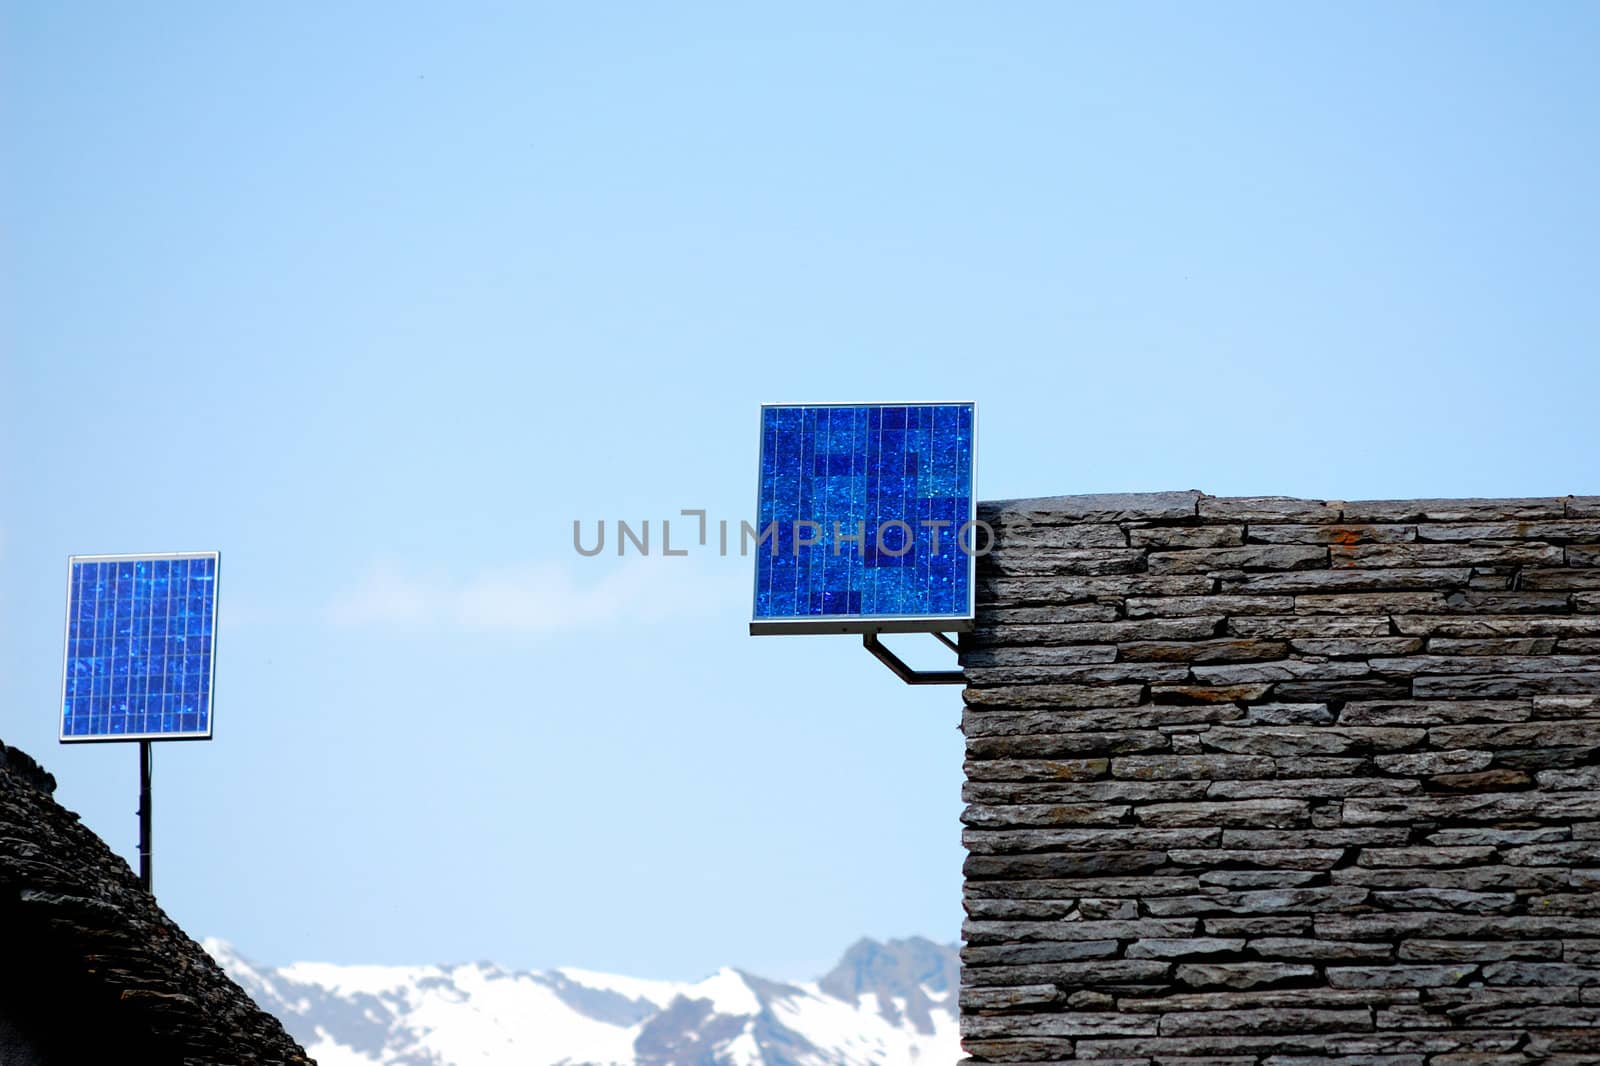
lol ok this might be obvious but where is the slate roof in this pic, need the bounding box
[0,741,312,1065]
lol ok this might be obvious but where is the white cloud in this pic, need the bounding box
[325,561,437,627]
[326,558,746,635]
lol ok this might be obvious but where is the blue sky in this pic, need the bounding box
[2,3,1597,980]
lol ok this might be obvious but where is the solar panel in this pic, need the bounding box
[60,552,219,742]
[751,402,976,634]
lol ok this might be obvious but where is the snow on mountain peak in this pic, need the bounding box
[206,937,960,1066]
[682,967,762,1016]
[553,966,687,1010]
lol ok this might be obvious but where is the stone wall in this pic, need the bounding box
[957,491,1600,1065]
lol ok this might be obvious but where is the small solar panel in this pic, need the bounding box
[751,402,976,634]
[60,552,219,742]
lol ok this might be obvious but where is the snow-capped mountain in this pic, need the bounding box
[204,936,960,1066]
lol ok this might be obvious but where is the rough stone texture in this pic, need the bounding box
[960,492,1600,1065]
[0,741,312,1065]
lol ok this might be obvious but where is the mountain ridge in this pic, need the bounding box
[206,935,960,1066]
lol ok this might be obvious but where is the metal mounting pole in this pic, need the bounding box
[138,741,153,893]
[862,632,966,685]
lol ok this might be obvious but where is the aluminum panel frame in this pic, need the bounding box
[59,550,221,744]
[749,401,977,636]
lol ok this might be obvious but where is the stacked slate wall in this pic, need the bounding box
[958,491,1600,1065]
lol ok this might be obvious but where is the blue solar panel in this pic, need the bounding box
[60,552,219,742]
[751,403,975,633]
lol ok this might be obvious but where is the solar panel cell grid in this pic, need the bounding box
[752,403,974,630]
[61,552,218,742]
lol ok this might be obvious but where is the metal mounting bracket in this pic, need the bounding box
[862,632,965,686]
